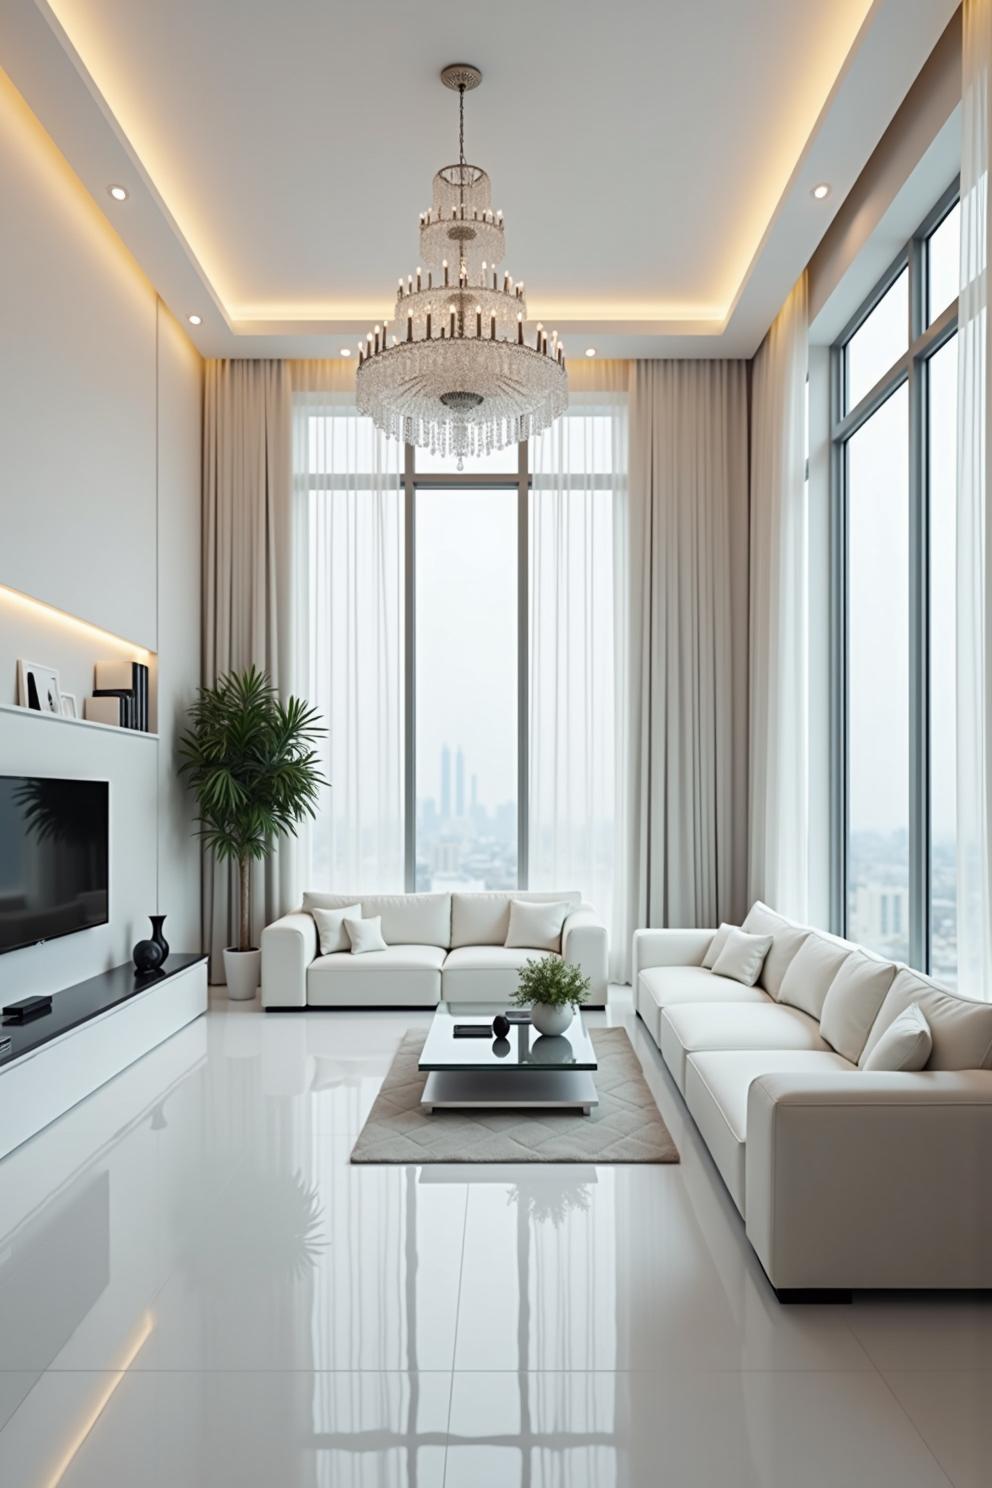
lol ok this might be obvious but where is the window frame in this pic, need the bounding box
[829,179,959,970]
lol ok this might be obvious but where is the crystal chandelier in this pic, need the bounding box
[355,64,568,467]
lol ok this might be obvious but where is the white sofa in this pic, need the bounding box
[262,890,608,1010]
[634,902,992,1298]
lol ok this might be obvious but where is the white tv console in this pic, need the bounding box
[0,954,208,1161]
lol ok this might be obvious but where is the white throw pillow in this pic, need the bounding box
[344,914,388,954]
[702,922,735,970]
[711,927,773,987]
[505,899,570,952]
[776,934,851,1020]
[819,952,897,1064]
[311,903,361,956]
[861,967,992,1070]
[862,1005,933,1072]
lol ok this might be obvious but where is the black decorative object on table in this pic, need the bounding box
[132,937,164,975]
[149,914,169,960]
[2,994,53,1022]
[492,1013,510,1038]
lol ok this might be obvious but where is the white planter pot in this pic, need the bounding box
[531,1001,573,1037]
[223,947,260,1002]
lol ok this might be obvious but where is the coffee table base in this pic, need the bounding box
[421,1069,598,1115]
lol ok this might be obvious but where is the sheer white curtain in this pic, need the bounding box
[528,365,629,979]
[748,273,809,920]
[290,363,405,893]
[958,0,992,998]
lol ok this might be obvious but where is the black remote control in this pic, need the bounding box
[2,994,53,1021]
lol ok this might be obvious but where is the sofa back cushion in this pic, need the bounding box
[819,951,897,1063]
[776,933,851,1020]
[303,891,451,948]
[861,967,992,1071]
[742,902,809,1000]
[450,890,581,948]
[702,922,735,969]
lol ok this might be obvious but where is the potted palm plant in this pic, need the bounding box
[511,955,591,1036]
[179,666,326,1000]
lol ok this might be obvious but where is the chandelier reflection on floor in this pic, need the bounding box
[355,64,568,467]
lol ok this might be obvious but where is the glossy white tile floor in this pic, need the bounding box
[0,989,988,1486]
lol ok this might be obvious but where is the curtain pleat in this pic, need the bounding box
[748,274,809,919]
[201,358,293,977]
[625,360,750,954]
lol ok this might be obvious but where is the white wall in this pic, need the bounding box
[0,66,202,995]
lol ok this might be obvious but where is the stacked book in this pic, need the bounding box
[83,660,151,730]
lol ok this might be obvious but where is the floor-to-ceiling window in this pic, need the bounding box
[832,188,959,978]
[296,394,626,917]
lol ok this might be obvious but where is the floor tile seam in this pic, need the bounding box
[871,1367,961,1488]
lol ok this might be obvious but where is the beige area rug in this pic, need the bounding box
[350,1026,679,1164]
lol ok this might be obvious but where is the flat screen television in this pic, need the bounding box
[0,776,109,955]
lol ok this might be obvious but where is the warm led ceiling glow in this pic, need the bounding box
[187,313,202,325]
[340,346,352,357]
[585,347,597,357]
[811,182,831,200]
[107,184,128,201]
[0,583,153,658]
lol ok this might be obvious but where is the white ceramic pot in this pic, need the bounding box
[223,947,260,1002]
[530,1001,573,1037]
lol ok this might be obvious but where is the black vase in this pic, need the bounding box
[133,938,164,974]
[149,914,169,963]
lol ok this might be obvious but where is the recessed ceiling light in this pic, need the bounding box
[585,347,597,358]
[107,184,128,201]
[340,347,352,357]
[187,314,202,326]
[811,183,831,200]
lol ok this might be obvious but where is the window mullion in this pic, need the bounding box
[907,234,929,970]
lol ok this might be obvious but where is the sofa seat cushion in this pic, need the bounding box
[307,944,444,1007]
[861,967,992,1071]
[442,945,564,1005]
[684,1049,854,1213]
[450,891,581,949]
[302,892,451,948]
[659,1002,830,1093]
[636,965,769,1045]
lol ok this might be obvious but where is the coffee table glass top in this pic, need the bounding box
[419,1003,597,1072]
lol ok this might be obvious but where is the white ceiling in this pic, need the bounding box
[2,0,959,357]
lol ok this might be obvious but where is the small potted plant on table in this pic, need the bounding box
[511,955,591,1036]
[179,666,326,1000]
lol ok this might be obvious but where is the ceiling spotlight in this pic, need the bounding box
[340,347,352,357]
[107,184,129,201]
[584,347,597,358]
[187,314,202,326]
[811,183,831,200]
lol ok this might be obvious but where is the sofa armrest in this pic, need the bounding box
[562,907,608,1006]
[745,1070,992,1291]
[261,912,318,1009]
[632,927,714,981]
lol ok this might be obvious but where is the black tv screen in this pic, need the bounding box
[0,776,109,955]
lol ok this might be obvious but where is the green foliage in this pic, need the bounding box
[510,954,591,1009]
[177,667,327,948]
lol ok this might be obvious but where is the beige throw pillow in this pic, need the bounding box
[311,903,361,956]
[702,922,735,969]
[861,1005,933,1072]
[711,928,773,987]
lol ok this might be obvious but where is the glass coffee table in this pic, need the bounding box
[418,1002,599,1115]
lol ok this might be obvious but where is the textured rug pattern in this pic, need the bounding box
[350,1026,679,1164]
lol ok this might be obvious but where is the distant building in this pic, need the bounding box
[440,744,451,820]
[455,747,465,818]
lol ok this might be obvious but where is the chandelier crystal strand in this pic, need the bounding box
[356,63,567,466]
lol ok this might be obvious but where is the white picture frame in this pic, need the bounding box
[17,660,62,715]
[60,691,79,719]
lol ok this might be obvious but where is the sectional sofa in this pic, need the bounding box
[261,890,608,1009]
[634,902,992,1297]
